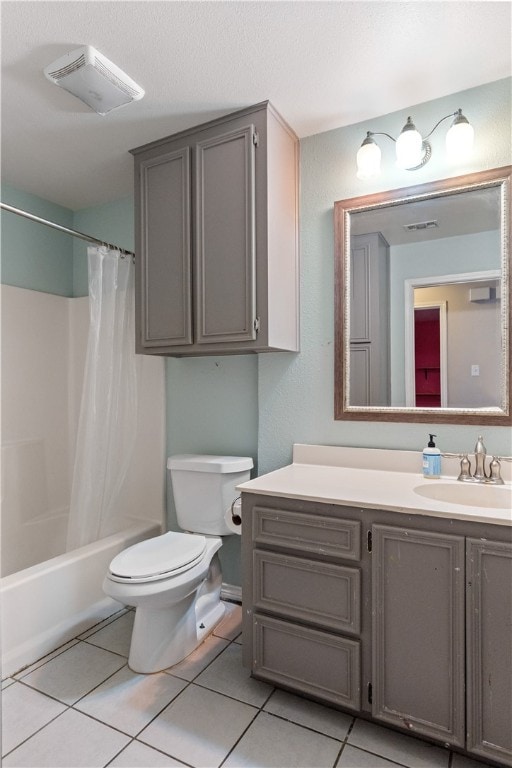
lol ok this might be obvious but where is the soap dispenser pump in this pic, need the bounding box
[423,434,441,479]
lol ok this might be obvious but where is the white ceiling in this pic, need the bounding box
[1,1,511,211]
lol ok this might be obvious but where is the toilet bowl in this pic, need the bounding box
[103,531,225,672]
[103,453,253,673]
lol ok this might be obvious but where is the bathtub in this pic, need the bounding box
[0,521,161,677]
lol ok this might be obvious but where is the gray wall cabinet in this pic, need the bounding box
[241,493,512,766]
[349,233,390,406]
[131,102,299,356]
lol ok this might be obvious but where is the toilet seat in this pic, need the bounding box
[108,531,207,583]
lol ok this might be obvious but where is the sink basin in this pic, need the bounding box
[414,482,512,510]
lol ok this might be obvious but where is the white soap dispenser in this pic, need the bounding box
[422,434,441,479]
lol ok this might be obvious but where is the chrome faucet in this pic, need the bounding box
[457,435,505,485]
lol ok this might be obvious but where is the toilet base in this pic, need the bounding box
[127,551,225,673]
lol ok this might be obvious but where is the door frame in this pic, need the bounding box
[404,270,500,408]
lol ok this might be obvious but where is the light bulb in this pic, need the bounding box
[395,117,423,169]
[356,134,381,179]
[446,111,474,162]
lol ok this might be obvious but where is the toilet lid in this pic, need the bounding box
[108,531,207,582]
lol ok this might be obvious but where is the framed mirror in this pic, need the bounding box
[334,166,511,425]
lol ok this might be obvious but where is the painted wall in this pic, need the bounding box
[1,184,74,296]
[389,229,500,403]
[258,77,512,476]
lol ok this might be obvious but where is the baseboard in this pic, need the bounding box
[221,582,242,603]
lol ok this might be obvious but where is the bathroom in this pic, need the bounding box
[1,2,511,767]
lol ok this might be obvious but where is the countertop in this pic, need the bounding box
[238,444,512,526]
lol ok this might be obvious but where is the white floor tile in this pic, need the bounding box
[20,641,127,705]
[13,640,79,679]
[213,601,242,640]
[83,610,134,657]
[165,633,230,681]
[223,710,341,768]
[195,641,273,706]
[264,688,353,741]
[77,608,129,640]
[2,708,130,767]
[337,744,402,767]
[75,665,187,736]
[138,683,257,768]
[1,678,16,690]
[108,739,188,767]
[1,682,66,756]
[348,720,449,768]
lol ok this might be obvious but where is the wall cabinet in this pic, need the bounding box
[130,101,299,356]
[242,493,512,766]
[349,233,390,406]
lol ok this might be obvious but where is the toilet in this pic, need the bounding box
[103,454,253,673]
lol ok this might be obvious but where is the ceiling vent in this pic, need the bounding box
[44,46,144,116]
[403,220,439,232]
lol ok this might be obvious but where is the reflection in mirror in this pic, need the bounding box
[334,167,511,425]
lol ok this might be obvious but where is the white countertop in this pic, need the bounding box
[238,444,512,526]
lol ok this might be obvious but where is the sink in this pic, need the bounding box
[414,482,512,510]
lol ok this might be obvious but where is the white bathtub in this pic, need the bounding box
[0,521,161,677]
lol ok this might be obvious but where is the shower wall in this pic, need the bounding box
[1,283,166,577]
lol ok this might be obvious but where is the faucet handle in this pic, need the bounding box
[457,454,471,481]
[489,457,505,485]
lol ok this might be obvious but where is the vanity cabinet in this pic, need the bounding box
[349,233,390,406]
[372,525,465,747]
[466,538,512,765]
[248,504,362,711]
[130,101,299,356]
[242,493,512,766]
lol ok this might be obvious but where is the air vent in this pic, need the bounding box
[403,220,439,232]
[44,46,144,115]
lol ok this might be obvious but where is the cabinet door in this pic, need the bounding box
[467,538,512,766]
[137,147,192,348]
[372,525,465,747]
[195,124,256,344]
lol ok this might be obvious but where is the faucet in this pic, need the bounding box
[457,435,505,485]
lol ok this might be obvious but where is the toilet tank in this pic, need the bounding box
[167,454,253,535]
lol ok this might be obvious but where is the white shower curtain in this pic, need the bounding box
[66,246,138,550]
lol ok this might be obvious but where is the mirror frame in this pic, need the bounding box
[334,166,512,425]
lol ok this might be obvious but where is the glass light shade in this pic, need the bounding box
[356,139,381,179]
[395,126,423,169]
[446,118,474,162]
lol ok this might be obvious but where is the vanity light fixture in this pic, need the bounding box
[356,109,474,179]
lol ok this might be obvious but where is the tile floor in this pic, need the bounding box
[1,602,491,768]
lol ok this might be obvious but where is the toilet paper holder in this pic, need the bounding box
[230,496,242,526]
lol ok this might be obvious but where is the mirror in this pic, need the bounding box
[334,166,511,425]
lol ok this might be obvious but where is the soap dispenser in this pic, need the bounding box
[422,434,441,479]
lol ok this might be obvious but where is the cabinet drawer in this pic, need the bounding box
[253,506,361,561]
[253,550,360,634]
[253,613,361,710]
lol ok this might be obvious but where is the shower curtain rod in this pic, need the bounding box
[0,202,135,259]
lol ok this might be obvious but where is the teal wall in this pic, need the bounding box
[1,184,74,296]
[72,198,134,297]
[258,77,512,475]
[2,77,511,587]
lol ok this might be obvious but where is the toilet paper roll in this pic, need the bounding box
[224,497,242,534]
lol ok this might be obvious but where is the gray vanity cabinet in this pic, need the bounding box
[349,233,390,406]
[247,504,362,711]
[371,525,466,747]
[242,493,512,766]
[131,101,299,356]
[466,538,512,765]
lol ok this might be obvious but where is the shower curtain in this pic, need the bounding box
[66,246,138,550]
